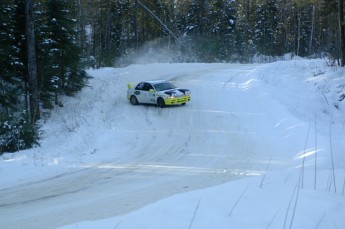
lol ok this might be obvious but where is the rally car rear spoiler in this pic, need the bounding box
[127,82,138,89]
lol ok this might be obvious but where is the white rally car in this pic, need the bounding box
[127,80,191,108]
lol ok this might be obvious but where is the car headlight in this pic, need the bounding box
[167,93,176,99]
[184,90,190,95]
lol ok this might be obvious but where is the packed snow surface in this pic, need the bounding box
[0,59,344,229]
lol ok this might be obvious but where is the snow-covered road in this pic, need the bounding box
[1,62,343,228]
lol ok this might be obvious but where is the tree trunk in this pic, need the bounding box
[339,0,345,66]
[25,0,40,123]
[309,4,315,56]
[134,0,138,48]
[105,0,113,62]
[296,12,301,56]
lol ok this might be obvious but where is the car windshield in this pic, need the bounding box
[153,82,176,91]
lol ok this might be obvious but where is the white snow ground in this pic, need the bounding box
[0,59,344,229]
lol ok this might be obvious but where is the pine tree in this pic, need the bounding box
[37,0,87,108]
[320,0,339,61]
[219,0,237,61]
[0,2,23,113]
[178,0,205,61]
[254,0,279,56]
[233,0,256,62]
[0,1,39,153]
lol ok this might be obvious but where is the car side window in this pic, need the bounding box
[142,83,153,91]
[146,83,154,91]
[135,82,144,90]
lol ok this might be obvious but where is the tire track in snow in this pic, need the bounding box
[1,64,294,229]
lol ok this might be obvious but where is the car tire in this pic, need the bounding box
[182,103,186,106]
[157,98,165,108]
[130,95,138,105]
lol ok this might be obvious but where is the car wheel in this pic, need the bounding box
[182,103,186,106]
[157,98,165,108]
[130,95,138,105]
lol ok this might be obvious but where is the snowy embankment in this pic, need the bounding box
[0,59,344,229]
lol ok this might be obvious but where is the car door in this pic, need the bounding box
[134,82,156,104]
[134,82,151,103]
[134,82,146,103]
[144,83,156,104]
